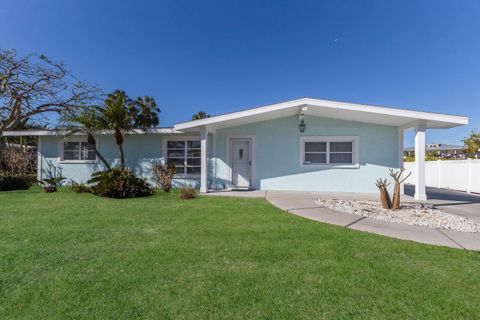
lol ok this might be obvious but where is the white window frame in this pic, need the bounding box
[299,136,360,168]
[162,136,201,178]
[58,137,98,164]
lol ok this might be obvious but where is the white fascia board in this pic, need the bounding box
[2,128,179,136]
[308,99,468,126]
[174,98,309,130]
[174,98,468,130]
[1,130,57,136]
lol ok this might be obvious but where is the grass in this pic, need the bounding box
[1,187,479,319]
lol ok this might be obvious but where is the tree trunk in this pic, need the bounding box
[87,133,110,170]
[118,143,125,169]
[379,187,393,209]
[95,150,111,170]
[392,183,400,210]
[114,129,125,169]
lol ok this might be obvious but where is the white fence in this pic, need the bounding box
[404,160,480,193]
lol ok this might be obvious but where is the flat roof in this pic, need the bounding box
[2,128,178,137]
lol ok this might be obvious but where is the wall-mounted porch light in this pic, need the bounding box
[299,113,306,133]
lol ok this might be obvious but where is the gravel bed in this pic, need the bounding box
[315,199,480,233]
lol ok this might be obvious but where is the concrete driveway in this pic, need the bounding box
[404,185,480,223]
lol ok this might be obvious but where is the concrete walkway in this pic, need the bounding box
[206,190,480,251]
[405,184,480,224]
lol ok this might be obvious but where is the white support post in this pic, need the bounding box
[397,127,405,194]
[200,126,208,193]
[414,123,427,201]
[37,136,42,181]
[212,132,217,190]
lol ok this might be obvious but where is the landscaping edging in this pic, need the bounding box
[315,199,480,233]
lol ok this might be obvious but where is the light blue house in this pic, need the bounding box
[4,98,468,199]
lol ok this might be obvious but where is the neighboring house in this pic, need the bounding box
[404,144,467,159]
[3,98,468,200]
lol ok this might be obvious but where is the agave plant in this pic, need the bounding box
[39,176,65,193]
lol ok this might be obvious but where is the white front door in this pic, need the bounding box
[231,139,251,188]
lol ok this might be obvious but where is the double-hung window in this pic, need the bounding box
[62,140,96,161]
[166,139,201,175]
[300,136,359,167]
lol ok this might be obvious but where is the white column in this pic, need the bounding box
[200,126,208,193]
[414,123,427,201]
[397,127,405,194]
[37,136,42,181]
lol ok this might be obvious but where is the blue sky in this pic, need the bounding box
[1,0,479,146]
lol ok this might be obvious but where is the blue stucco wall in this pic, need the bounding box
[211,115,399,193]
[39,115,399,193]
[39,133,199,188]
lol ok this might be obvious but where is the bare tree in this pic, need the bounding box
[389,168,411,210]
[2,143,36,175]
[375,178,392,209]
[0,49,100,136]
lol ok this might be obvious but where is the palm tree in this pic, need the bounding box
[131,96,160,128]
[62,90,161,170]
[101,90,133,169]
[463,130,480,158]
[60,107,111,169]
[191,111,210,120]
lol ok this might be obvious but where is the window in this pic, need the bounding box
[304,142,327,164]
[62,141,96,161]
[166,139,201,175]
[300,136,358,166]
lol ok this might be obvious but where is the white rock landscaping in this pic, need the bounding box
[315,199,480,233]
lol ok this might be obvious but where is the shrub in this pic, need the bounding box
[88,168,154,198]
[39,177,65,193]
[69,180,91,193]
[24,174,38,184]
[1,144,36,175]
[179,187,196,200]
[0,172,32,191]
[151,162,176,192]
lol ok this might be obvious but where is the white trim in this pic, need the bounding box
[58,160,99,164]
[174,98,468,131]
[37,136,42,181]
[212,132,218,189]
[161,135,201,179]
[200,127,208,193]
[299,136,360,168]
[226,135,256,189]
[2,128,179,137]
[57,136,99,164]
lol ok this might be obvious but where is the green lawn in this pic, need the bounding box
[1,188,479,319]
